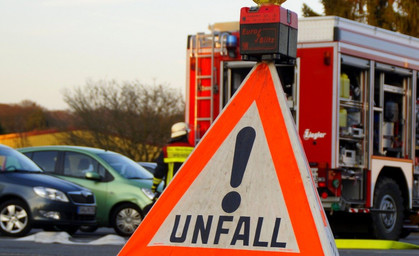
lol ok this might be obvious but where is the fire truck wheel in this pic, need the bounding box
[371,177,404,240]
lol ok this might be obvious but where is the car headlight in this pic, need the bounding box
[141,188,155,200]
[33,187,69,202]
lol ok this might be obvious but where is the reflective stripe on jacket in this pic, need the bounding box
[163,145,194,184]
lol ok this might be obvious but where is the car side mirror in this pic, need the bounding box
[85,171,101,181]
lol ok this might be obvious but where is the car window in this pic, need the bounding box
[0,147,42,172]
[98,152,153,179]
[31,151,58,173]
[63,152,104,178]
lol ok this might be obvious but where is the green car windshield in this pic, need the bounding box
[98,152,153,179]
[0,146,43,172]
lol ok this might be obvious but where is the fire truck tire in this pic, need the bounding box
[399,229,411,239]
[371,177,404,240]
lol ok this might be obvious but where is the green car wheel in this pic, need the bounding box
[112,203,143,237]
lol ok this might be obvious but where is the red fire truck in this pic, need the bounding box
[185,15,419,240]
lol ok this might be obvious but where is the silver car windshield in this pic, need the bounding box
[0,146,43,172]
[98,152,153,179]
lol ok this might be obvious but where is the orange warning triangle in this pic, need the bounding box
[118,62,338,256]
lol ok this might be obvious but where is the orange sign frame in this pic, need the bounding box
[119,62,337,256]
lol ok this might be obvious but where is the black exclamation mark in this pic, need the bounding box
[221,126,256,213]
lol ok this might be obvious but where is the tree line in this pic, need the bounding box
[0,101,72,134]
[0,81,184,161]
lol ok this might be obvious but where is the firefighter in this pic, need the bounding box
[151,122,194,198]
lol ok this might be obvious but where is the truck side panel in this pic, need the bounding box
[298,46,334,167]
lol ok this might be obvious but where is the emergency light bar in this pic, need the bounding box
[240,5,298,63]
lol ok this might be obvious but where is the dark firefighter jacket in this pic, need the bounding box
[151,135,194,192]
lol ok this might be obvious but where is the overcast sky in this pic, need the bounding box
[0,0,323,110]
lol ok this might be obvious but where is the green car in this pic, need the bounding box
[18,145,157,237]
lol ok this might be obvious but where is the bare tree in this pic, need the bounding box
[62,80,185,161]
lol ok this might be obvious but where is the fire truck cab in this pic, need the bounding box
[186,16,419,240]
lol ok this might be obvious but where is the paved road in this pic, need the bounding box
[0,228,124,256]
[0,229,418,256]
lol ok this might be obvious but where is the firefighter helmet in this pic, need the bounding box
[171,122,189,138]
